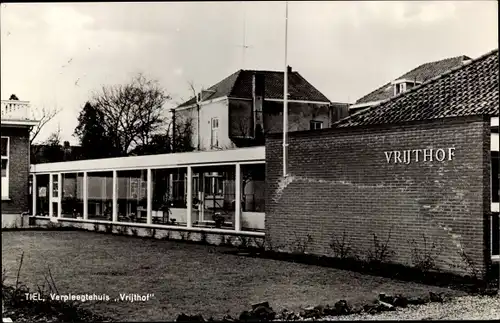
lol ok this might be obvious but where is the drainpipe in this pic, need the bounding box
[196,92,201,150]
[283,1,289,177]
[170,108,176,153]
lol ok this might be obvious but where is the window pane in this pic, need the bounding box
[492,152,499,203]
[52,174,58,198]
[87,171,113,220]
[36,174,50,216]
[0,138,7,157]
[117,169,148,223]
[191,165,235,230]
[61,173,84,218]
[152,167,187,226]
[1,159,7,177]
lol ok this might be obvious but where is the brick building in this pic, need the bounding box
[265,49,499,281]
[1,99,39,228]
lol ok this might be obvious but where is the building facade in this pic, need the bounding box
[1,99,38,228]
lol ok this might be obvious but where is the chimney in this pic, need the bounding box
[287,65,292,74]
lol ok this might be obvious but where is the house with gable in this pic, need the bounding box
[349,55,472,115]
[174,66,350,151]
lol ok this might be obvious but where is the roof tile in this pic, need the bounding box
[176,68,330,108]
[335,49,498,128]
[356,55,471,104]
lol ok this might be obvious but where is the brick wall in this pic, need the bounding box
[265,116,492,278]
[2,127,30,214]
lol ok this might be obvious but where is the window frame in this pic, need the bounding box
[211,117,219,148]
[492,151,499,204]
[310,120,323,130]
[1,136,9,199]
[394,82,407,95]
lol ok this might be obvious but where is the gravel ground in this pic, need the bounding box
[312,295,500,321]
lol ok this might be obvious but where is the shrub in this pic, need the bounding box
[409,234,440,272]
[238,236,249,249]
[367,229,395,264]
[291,233,313,254]
[330,230,354,259]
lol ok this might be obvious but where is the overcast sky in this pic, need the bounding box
[1,1,498,144]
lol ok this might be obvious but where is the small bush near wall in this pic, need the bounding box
[329,230,358,260]
[291,233,313,255]
[408,234,442,272]
[366,230,396,265]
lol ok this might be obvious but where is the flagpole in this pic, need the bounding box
[283,1,289,177]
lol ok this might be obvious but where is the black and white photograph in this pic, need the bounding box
[1,1,499,322]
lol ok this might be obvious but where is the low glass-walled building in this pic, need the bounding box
[30,147,265,235]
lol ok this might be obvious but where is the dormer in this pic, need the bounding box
[391,79,422,96]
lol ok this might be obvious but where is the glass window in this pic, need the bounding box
[1,137,9,197]
[117,169,148,223]
[61,173,84,218]
[211,117,219,148]
[87,171,113,220]
[0,137,8,157]
[310,120,323,130]
[52,174,59,198]
[36,174,50,216]
[1,159,7,178]
[492,152,499,203]
[152,167,188,226]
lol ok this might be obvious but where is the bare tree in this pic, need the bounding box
[31,124,63,164]
[30,106,61,145]
[88,73,170,155]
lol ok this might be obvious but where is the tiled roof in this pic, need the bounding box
[335,49,498,128]
[176,68,331,108]
[356,55,471,104]
[177,70,242,108]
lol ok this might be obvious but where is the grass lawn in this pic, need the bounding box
[1,231,466,321]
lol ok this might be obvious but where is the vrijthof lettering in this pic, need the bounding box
[384,148,456,164]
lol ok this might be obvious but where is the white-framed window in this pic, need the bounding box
[211,117,219,148]
[204,173,224,197]
[1,137,9,199]
[394,82,406,95]
[310,120,323,130]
